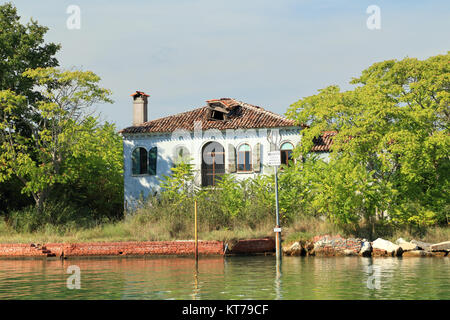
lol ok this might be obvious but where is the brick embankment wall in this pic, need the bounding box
[0,243,47,257]
[0,241,224,258]
[228,238,275,254]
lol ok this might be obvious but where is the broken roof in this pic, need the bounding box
[311,131,336,152]
[119,98,302,134]
[120,97,335,153]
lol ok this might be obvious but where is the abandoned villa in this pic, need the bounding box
[119,91,334,209]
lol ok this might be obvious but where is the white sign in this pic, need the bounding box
[274,227,282,233]
[267,151,281,166]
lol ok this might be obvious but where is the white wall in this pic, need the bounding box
[122,127,302,210]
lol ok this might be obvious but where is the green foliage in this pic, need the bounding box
[159,161,195,203]
[0,3,61,214]
[286,52,450,230]
[0,68,114,214]
[52,120,124,220]
[7,201,93,233]
[0,4,122,223]
[148,163,318,232]
[215,174,246,218]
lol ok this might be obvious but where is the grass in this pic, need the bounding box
[0,213,274,243]
[1,214,447,245]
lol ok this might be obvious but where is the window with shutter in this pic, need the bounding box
[148,147,157,175]
[253,143,261,172]
[132,147,148,175]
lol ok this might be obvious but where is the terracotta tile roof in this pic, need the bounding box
[311,131,336,152]
[119,98,301,134]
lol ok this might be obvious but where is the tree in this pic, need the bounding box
[0,3,61,214]
[52,118,124,220]
[286,53,449,230]
[0,68,113,214]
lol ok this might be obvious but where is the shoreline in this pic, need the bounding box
[0,236,448,259]
[0,240,224,259]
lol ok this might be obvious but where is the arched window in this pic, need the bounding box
[280,142,293,166]
[148,147,157,175]
[237,144,252,172]
[132,147,148,175]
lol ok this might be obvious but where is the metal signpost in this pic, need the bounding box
[267,133,282,261]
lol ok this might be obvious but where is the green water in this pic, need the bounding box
[0,256,448,299]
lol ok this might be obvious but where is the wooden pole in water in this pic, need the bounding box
[194,199,198,261]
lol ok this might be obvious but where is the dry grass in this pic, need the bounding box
[283,216,340,244]
[0,215,274,243]
[0,215,448,245]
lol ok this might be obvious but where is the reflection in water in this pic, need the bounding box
[192,260,199,300]
[275,258,282,300]
[0,256,448,300]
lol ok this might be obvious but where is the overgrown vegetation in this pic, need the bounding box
[0,3,123,228]
[0,3,447,244]
[287,52,450,238]
[0,160,448,243]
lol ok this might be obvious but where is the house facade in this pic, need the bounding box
[119,91,331,210]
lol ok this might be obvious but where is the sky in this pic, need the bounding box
[6,0,450,130]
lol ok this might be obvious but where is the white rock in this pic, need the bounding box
[284,242,303,256]
[290,242,302,251]
[372,238,400,254]
[398,242,419,251]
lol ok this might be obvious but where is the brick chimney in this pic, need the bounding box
[131,91,149,126]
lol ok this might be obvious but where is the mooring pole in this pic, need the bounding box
[194,199,198,262]
[267,129,282,262]
[274,165,281,261]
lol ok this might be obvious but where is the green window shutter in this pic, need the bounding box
[132,148,140,175]
[148,147,157,175]
[227,144,236,173]
[253,143,261,172]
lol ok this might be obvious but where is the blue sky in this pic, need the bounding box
[7,0,450,130]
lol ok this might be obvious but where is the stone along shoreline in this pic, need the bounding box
[0,236,448,258]
[283,235,450,257]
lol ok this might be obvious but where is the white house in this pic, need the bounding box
[119,91,332,209]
